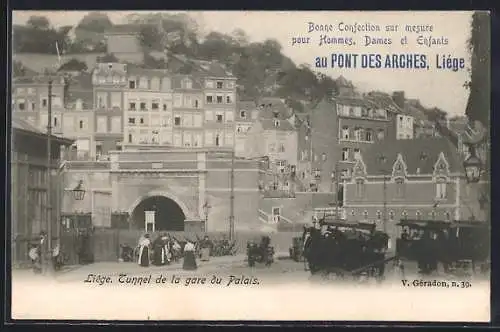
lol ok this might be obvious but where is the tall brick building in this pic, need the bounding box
[343,137,486,246]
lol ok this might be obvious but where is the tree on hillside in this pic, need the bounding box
[465,11,490,128]
[77,12,113,33]
[27,15,50,30]
[58,58,88,72]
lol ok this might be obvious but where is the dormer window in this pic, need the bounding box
[240,110,247,119]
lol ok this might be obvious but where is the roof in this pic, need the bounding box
[238,101,257,110]
[361,137,463,175]
[257,98,293,120]
[13,75,66,85]
[93,62,128,76]
[12,115,73,144]
[171,75,203,89]
[365,92,402,113]
[397,219,451,229]
[260,118,295,131]
[335,96,375,108]
[168,53,234,78]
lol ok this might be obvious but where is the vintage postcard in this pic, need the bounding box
[10,10,490,322]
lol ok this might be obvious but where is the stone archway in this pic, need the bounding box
[128,191,191,231]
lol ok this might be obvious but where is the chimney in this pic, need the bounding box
[392,91,405,109]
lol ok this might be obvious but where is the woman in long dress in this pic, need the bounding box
[152,235,166,266]
[138,234,151,267]
[183,240,197,270]
[199,236,212,262]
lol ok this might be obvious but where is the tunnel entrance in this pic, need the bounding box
[131,196,186,231]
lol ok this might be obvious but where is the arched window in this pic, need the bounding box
[351,209,355,217]
[416,210,421,220]
[395,178,405,198]
[355,179,365,197]
[389,210,395,220]
[436,177,447,199]
[363,210,368,219]
[402,210,408,220]
[376,210,381,220]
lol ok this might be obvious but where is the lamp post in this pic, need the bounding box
[378,155,388,233]
[203,201,211,233]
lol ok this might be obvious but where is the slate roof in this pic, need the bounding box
[361,137,462,175]
[169,53,234,78]
[365,92,402,113]
[12,114,73,144]
[257,98,293,120]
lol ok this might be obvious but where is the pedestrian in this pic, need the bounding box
[28,242,42,274]
[138,234,151,267]
[182,239,197,270]
[199,235,212,262]
[152,234,166,266]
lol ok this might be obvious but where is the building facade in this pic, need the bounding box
[343,137,486,248]
[235,101,259,156]
[11,117,73,266]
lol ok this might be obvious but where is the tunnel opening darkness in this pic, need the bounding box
[131,196,185,231]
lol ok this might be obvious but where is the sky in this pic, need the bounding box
[13,11,474,117]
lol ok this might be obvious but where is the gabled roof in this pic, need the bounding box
[365,92,402,113]
[361,137,462,175]
[168,53,234,78]
[257,98,293,120]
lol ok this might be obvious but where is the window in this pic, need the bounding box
[216,95,223,104]
[183,132,192,147]
[206,95,213,104]
[376,210,381,220]
[225,132,234,146]
[129,102,136,111]
[342,126,350,140]
[436,179,447,199]
[161,77,170,91]
[79,120,84,129]
[139,117,145,125]
[225,111,234,122]
[174,94,182,107]
[205,131,214,146]
[215,133,221,147]
[355,179,365,197]
[216,81,223,89]
[363,210,368,219]
[129,80,136,89]
[53,117,58,127]
[184,96,192,108]
[160,116,171,127]
[205,80,214,89]
[226,95,232,104]
[183,114,193,127]
[354,127,363,141]
[395,178,405,198]
[97,92,107,108]
[377,129,385,140]
[399,116,404,128]
[416,211,422,220]
[194,99,199,108]
[163,104,168,111]
[139,77,148,89]
[321,152,327,161]
[341,148,349,161]
[128,117,136,125]
[361,108,369,117]
[140,102,147,111]
[18,100,25,110]
[402,210,408,220]
[240,110,247,119]
[354,148,361,160]
[365,129,373,142]
[152,102,159,110]
[193,133,202,147]
[205,110,214,121]
[227,81,235,89]
[237,127,242,133]
[279,144,285,153]
[174,116,181,126]
[389,210,395,221]
[31,102,36,110]
[111,117,121,133]
[274,119,280,128]
[97,116,107,133]
[111,92,121,108]
[216,113,223,123]
[182,79,192,89]
[151,130,159,144]
[445,211,451,220]
[349,107,355,117]
[151,77,160,91]
[128,133,133,143]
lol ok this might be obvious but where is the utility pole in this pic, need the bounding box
[229,147,235,241]
[45,78,53,274]
[383,172,387,233]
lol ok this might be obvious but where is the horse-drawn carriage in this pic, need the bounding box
[302,218,392,281]
[396,219,490,276]
[247,236,275,267]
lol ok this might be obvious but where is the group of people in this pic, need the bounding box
[136,233,214,271]
[28,231,64,274]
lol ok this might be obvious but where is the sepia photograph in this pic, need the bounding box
[9,10,490,322]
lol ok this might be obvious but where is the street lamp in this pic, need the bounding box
[72,180,86,201]
[463,145,483,183]
[203,201,211,233]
